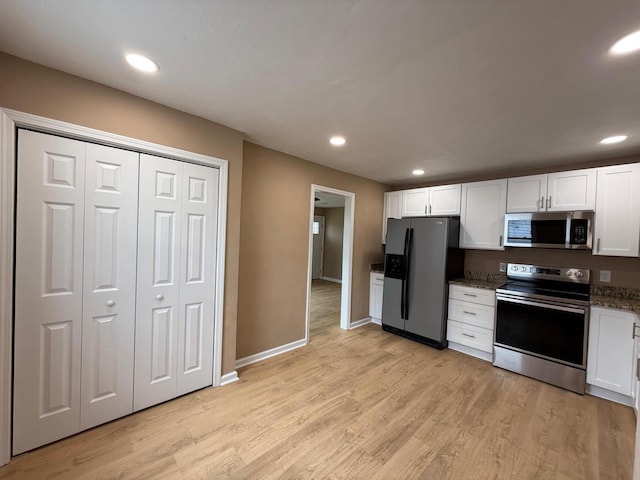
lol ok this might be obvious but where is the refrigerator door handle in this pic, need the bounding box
[404,228,414,320]
[401,228,410,319]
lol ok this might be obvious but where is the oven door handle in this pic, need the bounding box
[496,294,586,314]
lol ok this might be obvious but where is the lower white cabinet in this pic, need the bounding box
[369,272,384,325]
[587,306,636,397]
[447,284,496,360]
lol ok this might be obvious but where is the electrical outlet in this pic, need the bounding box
[499,262,506,272]
[600,270,612,283]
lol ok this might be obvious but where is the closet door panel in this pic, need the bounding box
[13,130,85,455]
[134,154,183,411]
[80,144,139,429]
[177,164,218,395]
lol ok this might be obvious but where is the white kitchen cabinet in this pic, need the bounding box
[401,184,461,217]
[587,306,636,397]
[369,272,384,325]
[447,284,496,361]
[593,163,640,257]
[506,169,596,213]
[459,179,507,250]
[547,169,596,211]
[401,188,430,217]
[382,191,402,243]
[506,174,547,212]
[428,184,462,216]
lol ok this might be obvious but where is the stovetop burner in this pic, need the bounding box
[496,263,591,306]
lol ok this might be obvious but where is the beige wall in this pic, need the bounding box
[465,249,640,289]
[322,207,344,280]
[0,52,244,374]
[314,207,344,280]
[237,142,388,359]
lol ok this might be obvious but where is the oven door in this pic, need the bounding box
[495,294,588,368]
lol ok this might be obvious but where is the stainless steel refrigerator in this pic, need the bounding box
[382,217,464,349]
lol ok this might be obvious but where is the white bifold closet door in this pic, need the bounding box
[134,154,218,411]
[13,130,139,455]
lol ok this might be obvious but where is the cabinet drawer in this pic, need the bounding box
[448,299,495,329]
[449,284,496,307]
[447,320,493,353]
[371,273,384,285]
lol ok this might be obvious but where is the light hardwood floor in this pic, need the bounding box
[0,281,635,479]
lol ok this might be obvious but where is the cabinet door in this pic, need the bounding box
[459,179,507,250]
[134,155,184,411]
[80,144,139,430]
[382,191,402,243]
[369,273,384,322]
[506,174,547,213]
[13,130,85,455]
[429,184,461,216]
[547,169,596,211]
[587,307,635,396]
[176,163,218,396]
[401,188,429,217]
[593,163,640,257]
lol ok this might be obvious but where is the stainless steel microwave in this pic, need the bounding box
[503,211,593,249]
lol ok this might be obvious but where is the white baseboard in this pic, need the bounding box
[586,384,633,407]
[371,316,381,326]
[321,276,342,284]
[349,317,372,329]
[448,341,493,362]
[236,338,307,369]
[220,371,239,386]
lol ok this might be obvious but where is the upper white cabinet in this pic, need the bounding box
[382,191,402,243]
[459,179,507,250]
[506,169,596,213]
[401,184,461,217]
[587,306,636,397]
[428,184,462,216]
[506,174,547,212]
[401,187,429,216]
[593,163,640,257]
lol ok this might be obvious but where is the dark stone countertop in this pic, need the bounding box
[370,263,384,273]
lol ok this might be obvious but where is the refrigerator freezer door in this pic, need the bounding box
[405,217,449,343]
[382,218,411,330]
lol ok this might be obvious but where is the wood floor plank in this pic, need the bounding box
[0,279,634,479]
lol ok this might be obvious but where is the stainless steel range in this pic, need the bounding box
[494,263,590,394]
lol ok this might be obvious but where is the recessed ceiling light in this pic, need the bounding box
[599,135,628,145]
[329,136,346,146]
[412,169,425,176]
[125,53,159,73]
[610,30,640,55]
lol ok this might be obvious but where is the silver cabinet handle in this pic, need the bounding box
[425,204,428,215]
[499,235,503,247]
[106,300,115,307]
[156,294,164,301]
[429,204,432,216]
[633,322,640,339]
[596,238,600,253]
[463,293,477,297]
[462,333,476,339]
[462,311,477,316]
[548,196,552,209]
[539,196,544,210]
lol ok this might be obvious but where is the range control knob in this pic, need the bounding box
[511,266,518,271]
[575,271,584,277]
[565,270,573,277]
[520,266,526,272]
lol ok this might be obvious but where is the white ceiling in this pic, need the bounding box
[315,191,346,208]
[1,1,639,185]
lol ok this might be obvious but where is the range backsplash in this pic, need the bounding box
[464,248,640,289]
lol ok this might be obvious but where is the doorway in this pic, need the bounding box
[311,215,325,279]
[306,185,354,340]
